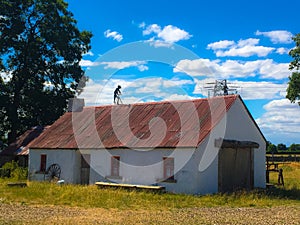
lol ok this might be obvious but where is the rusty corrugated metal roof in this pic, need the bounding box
[29,95,239,149]
[1,126,49,156]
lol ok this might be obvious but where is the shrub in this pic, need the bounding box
[1,161,28,180]
[0,168,10,178]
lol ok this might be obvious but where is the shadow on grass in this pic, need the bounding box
[264,186,300,200]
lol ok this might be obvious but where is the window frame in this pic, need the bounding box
[111,156,120,177]
[40,154,47,172]
[163,157,176,182]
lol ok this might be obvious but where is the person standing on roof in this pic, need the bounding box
[114,85,122,104]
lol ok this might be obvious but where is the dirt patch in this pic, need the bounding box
[0,203,299,224]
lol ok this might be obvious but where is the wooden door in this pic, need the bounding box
[218,147,253,192]
[81,154,90,185]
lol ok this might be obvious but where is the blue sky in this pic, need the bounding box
[65,0,300,145]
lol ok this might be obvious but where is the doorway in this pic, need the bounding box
[218,147,253,192]
[81,154,90,185]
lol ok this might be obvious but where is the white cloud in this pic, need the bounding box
[79,59,101,67]
[263,98,299,110]
[256,99,300,144]
[79,78,298,145]
[164,94,194,101]
[80,77,194,106]
[139,22,146,29]
[146,38,173,48]
[255,30,293,44]
[134,78,164,94]
[174,59,219,76]
[221,60,263,76]
[237,38,259,47]
[259,60,290,79]
[136,86,159,94]
[104,29,123,42]
[234,81,286,100]
[174,58,290,80]
[80,78,133,105]
[137,65,149,72]
[207,40,227,51]
[193,78,286,100]
[276,47,290,55]
[216,45,274,57]
[141,23,192,47]
[83,51,94,56]
[143,24,161,35]
[207,40,235,50]
[162,79,193,88]
[207,38,274,57]
[100,61,147,71]
[157,25,192,43]
[80,75,288,109]
[132,78,194,101]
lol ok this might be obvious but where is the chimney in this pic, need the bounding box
[68,98,85,112]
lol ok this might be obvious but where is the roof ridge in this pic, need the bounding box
[29,94,240,149]
[84,95,239,109]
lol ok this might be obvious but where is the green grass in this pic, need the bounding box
[269,162,300,189]
[0,162,299,210]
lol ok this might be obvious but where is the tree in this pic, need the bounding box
[287,33,300,105]
[266,141,277,154]
[277,143,287,151]
[289,143,297,151]
[0,0,92,143]
[288,143,300,152]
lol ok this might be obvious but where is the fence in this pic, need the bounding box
[266,154,300,162]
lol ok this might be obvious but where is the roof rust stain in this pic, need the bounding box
[29,95,238,149]
[1,126,49,156]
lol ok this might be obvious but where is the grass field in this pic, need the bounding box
[0,162,299,224]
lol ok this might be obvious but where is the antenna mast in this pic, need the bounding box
[204,79,239,97]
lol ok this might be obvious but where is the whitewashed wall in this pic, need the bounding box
[223,98,266,188]
[28,97,265,194]
[88,143,221,194]
[172,97,267,194]
[89,148,198,192]
[28,149,80,183]
[29,146,219,194]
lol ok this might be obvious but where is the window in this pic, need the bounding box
[40,154,47,172]
[163,157,174,181]
[111,156,120,177]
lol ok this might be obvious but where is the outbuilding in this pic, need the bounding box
[28,95,266,194]
[0,126,47,167]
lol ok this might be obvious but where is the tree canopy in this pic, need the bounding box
[286,33,300,105]
[266,141,300,153]
[0,0,92,143]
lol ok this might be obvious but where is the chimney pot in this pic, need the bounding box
[68,98,85,112]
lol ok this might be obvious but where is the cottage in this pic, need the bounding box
[28,95,266,194]
[0,126,47,167]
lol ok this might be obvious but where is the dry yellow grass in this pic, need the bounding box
[0,203,300,225]
[268,161,300,190]
[0,162,299,224]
